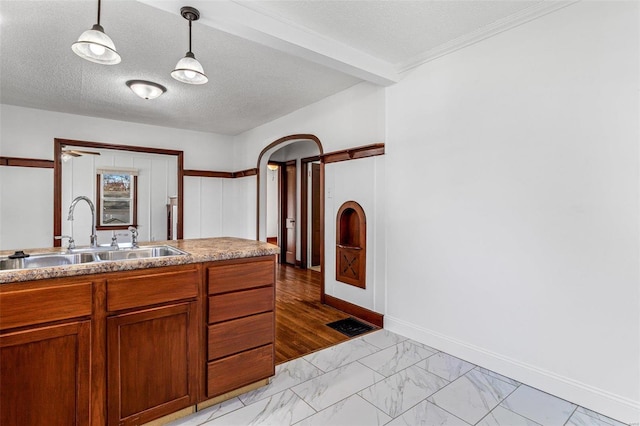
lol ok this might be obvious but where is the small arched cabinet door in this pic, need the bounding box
[336,201,366,289]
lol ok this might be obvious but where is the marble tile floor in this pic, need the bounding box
[169,330,629,426]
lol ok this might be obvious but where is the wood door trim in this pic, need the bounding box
[300,160,308,269]
[319,161,325,302]
[277,162,286,261]
[53,138,185,247]
[0,156,54,168]
[300,156,320,270]
[283,160,297,266]
[321,143,385,164]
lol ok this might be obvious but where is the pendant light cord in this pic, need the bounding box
[97,0,101,25]
[188,19,192,54]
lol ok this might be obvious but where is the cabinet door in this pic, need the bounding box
[107,302,198,426]
[0,321,90,426]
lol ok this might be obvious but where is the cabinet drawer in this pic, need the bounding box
[208,259,273,295]
[107,267,199,312]
[0,282,92,330]
[207,344,274,398]
[208,286,273,324]
[208,312,274,361]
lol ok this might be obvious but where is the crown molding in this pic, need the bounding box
[397,0,580,74]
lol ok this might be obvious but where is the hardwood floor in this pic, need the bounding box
[275,264,353,364]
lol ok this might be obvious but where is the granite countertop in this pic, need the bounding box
[0,237,279,284]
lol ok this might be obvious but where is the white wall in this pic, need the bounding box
[234,81,386,245]
[0,166,53,251]
[0,104,234,250]
[233,81,387,315]
[61,148,177,246]
[325,155,386,313]
[233,82,386,169]
[385,1,639,422]
[221,176,257,240]
[2,2,637,421]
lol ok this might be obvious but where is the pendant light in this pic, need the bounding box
[71,0,121,65]
[171,7,208,85]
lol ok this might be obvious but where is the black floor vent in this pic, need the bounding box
[326,317,374,337]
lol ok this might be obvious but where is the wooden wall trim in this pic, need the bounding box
[321,143,385,164]
[183,168,258,179]
[324,295,384,328]
[234,168,258,178]
[0,156,54,169]
[56,138,183,157]
[184,170,234,179]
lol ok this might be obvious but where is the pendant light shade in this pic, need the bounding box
[126,80,166,100]
[72,0,120,65]
[171,7,208,85]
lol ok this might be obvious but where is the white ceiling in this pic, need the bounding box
[0,0,569,136]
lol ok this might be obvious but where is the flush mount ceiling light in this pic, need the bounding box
[171,6,208,85]
[126,80,167,100]
[71,0,121,65]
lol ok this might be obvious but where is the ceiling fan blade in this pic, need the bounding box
[62,151,82,157]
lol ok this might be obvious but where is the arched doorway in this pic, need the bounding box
[256,134,325,302]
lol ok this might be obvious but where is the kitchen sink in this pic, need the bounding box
[0,245,188,271]
[0,252,97,271]
[94,246,187,261]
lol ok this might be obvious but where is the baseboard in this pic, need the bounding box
[324,295,384,327]
[385,315,639,425]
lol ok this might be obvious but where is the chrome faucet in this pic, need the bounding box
[110,231,120,249]
[68,196,98,248]
[55,235,76,250]
[128,226,139,248]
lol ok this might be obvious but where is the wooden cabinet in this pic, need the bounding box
[107,302,198,426]
[0,278,93,426]
[1,321,91,426]
[0,254,276,425]
[206,256,275,398]
[106,265,200,426]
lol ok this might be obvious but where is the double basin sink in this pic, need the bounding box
[0,245,188,271]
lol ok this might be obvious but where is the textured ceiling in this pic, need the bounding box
[1,0,555,136]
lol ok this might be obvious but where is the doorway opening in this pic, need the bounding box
[262,140,320,269]
[257,134,325,296]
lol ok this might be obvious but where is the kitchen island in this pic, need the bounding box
[0,237,279,426]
